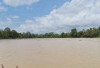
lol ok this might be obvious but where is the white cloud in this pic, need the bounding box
[0,2,2,5]
[25,20,33,23]
[0,2,8,12]
[26,7,32,10]
[12,16,19,19]
[0,18,12,29]
[0,5,8,12]
[17,0,100,34]
[3,0,39,7]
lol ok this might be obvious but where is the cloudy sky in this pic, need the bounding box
[0,0,100,34]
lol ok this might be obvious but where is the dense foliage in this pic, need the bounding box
[0,27,100,39]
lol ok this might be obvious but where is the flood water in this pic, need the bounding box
[0,38,100,68]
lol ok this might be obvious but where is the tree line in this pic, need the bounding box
[0,27,100,39]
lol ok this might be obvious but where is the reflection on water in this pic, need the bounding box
[0,38,100,68]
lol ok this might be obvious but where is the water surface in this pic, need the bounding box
[0,38,100,68]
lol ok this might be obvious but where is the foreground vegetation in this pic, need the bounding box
[0,27,100,39]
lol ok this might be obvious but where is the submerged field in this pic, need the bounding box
[0,38,100,68]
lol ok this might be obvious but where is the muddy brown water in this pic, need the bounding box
[0,38,100,68]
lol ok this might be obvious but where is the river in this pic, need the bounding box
[0,38,100,68]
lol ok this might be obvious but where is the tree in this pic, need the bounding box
[61,32,67,38]
[23,32,32,38]
[0,29,3,39]
[0,27,100,39]
[18,33,23,38]
[11,30,18,38]
[4,27,11,38]
[77,31,84,37]
[71,28,77,37]
[4,27,11,32]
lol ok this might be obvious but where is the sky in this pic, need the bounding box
[0,0,100,34]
